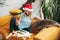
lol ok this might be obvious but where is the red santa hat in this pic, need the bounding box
[23,4,33,11]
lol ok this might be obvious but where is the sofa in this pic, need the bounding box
[0,15,37,40]
[0,15,60,40]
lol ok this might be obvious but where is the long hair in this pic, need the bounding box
[30,19,60,30]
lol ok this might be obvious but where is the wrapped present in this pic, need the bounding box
[17,30,32,38]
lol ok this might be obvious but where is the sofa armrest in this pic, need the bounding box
[0,31,7,40]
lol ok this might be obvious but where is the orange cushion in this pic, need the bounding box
[0,15,12,36]
[35,26,60,40]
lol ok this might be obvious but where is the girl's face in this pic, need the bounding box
[25,10,32,16]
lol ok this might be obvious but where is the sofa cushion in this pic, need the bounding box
[35,26,60,40]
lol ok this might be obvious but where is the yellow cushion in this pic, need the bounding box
[31,19,37,24]
[35,26,60,40]
[0,15,12,36]
[10,9,22,15]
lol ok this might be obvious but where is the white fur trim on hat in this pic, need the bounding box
[23,8,33,11]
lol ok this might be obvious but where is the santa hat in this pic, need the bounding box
[23,4,33,11]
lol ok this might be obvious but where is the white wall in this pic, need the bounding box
[32,0,40,17]
[0,0,40,17]
[0,0,27,17]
